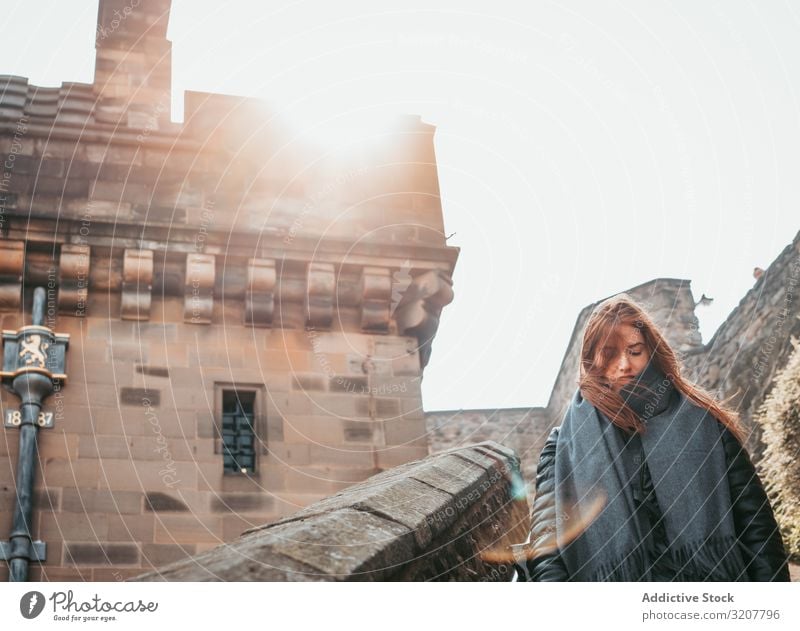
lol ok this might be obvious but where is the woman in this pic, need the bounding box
[525,294,790,581]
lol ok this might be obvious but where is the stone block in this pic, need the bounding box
[153,514,224,544]
[0,457,15,486]
[144,491,190,513]
[308,444,376,468]
[255,508,414,579]
[409,454,487,502]
[375,446,430,470]
[265,442,310,466]
[141,543,197,568]
[307,332,372,356]
[383,416,428,446]
[61,488,142,515]
[120,387,160,407]
[110,406,194,439]
[196,462,284,493]
[258,350,315,373]
[0,488,59,513]
[328,375,367,394]
[399,398,425,419]
[271,477,453,549]
[343,420,381,444]
[282,466,370,495]
[107,513,156,542]
[96,458,196,492]
[38,458,100,488]
[281,415,345,446]
[210,493,273,514]
[373,337,415,358]
[311,393,373,419]
[93,568,146,581]
[39,511,109,541]
[73,361,134,386]
[391,352,420,376]
[64,542,140,566]
[373,398,402,418]
[265,412,284,443]
[222,514,258,540]
[79,434,135,460]
[38,432,80,460]
[368,376,421,398]
[195,409,218,439]
[36,567,94,581]
[291,373,328,391]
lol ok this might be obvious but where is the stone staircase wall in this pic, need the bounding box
[130,441,529,581]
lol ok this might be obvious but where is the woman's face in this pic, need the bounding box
[599,323,651,392]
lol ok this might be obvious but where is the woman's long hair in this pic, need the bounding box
[578,293,746,443]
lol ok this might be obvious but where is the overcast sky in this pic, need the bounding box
[3,1,799,411]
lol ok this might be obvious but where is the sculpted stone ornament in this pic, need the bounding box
[305,262,335,330]
[393,269,455,371]
[58,244,90,316]
[0,240,24,311]
[360,266,392,333]
[184,253,215,324]
[245,258,276,327]
[120,249,154,321]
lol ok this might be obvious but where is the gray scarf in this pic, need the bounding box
[553,363,749,581]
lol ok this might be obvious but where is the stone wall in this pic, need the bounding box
[545,277,702,425]
[426,407,550,504]
[427,278,702,505]
[130,441,528,581]
[0,311,430,580]
[426,233,800,488]
[682,231,800,456]
[0,0,457,581]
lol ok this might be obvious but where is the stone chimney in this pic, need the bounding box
[93,0,173,129]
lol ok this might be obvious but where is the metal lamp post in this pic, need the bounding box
[0,287,69,581]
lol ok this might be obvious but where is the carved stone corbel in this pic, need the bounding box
[305,262,335,330]
[360,266,392,332]
[184,253,215,324]
[245,258,276,327]
[393,269,455,371]
[58,244,90,316]
[0,240,24,310]
[121,249,153,321]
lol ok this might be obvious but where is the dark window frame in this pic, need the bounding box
[213,383,267,475]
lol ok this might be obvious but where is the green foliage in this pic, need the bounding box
[756,335,800,561]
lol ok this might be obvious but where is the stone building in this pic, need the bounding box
[0,0,457,580]
[428,234,800,503]
[427,278,702,498]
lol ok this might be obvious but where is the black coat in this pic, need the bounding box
[524,424,791,581]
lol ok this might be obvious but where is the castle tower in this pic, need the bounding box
[0,0,457,580]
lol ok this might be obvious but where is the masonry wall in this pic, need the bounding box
[426,278,702,508]
[682,231,800,457]
[0,290,433,579]
[0,0,456,581]
[426,407,550,507]
[130,441,529,581]
[426,234,800,497]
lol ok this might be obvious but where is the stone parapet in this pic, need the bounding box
[682,231,800,456]
[129,441,529,581]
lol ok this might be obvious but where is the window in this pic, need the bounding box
[221,389,257,474]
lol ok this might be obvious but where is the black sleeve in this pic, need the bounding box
[525,426,570,581]
[721,426,791,581]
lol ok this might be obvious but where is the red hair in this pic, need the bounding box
[578,293,745,443]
